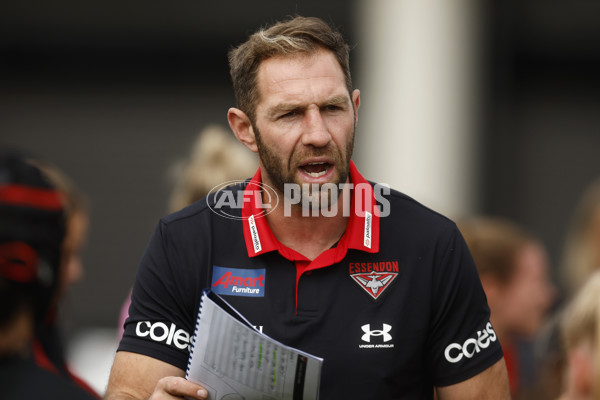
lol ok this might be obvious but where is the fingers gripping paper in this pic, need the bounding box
[186,291,323,400]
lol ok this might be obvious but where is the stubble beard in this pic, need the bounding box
[253,122,355,210]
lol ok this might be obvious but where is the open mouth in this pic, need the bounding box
[300,162,332,178]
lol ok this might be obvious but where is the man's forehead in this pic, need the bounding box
[258,49,343,81]
[255,50,348,107]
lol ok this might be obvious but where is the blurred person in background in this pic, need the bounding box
[458,216,556,399]
[559,178,600,300]
[531,178,600,400]
[557,269,600,400]
[167,123,258,213]
[117,124,257,337]
[0,150,96,400]
[30,158,99,398]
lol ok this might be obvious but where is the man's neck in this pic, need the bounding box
[265,187,351,261]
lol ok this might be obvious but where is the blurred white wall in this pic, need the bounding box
[354,0,481,218]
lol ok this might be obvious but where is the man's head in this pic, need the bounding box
[227,16,359,206]
[228,15,352,124]
[458,217,555,339]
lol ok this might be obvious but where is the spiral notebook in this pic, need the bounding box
[186,290,323,400]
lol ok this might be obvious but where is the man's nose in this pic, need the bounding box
[301,107,331,147]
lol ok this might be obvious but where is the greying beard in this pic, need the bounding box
[253,121,355,211]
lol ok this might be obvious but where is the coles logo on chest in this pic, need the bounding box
[349,261,399,300]
[211,266,266,297]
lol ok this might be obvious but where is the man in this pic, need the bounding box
[106,16,510,399]
[458,217,556,398]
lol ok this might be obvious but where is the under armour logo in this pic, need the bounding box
[361,324,392,343]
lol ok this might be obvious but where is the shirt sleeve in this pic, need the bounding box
[427,226,504,387]
[117,220,199,371]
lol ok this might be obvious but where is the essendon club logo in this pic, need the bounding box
[351,271,398,300]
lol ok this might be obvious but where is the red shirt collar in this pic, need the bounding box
[241,161,380,266]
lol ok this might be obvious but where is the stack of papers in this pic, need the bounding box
[186,290,323,400]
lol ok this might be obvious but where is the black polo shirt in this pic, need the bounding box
[119,161,503,399]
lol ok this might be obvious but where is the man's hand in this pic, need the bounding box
[148,376,208,400]
[105,351,208,400]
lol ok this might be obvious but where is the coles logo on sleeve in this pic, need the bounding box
[211,266,266,297]
[135,321,191,352]
[444,322,498,364]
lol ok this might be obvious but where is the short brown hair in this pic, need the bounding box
[458,217,533,284]
[228,15,352,122]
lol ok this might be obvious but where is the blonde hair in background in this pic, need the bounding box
[560,270,600,398]
[168,124,258,213]
[560,178,600,298]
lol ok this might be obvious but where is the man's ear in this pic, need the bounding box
[228,107,258,153]
[351,89,360,124]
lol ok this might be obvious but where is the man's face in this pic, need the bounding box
[499,242,555,337]
[251,48,359,200]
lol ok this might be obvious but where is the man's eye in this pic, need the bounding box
[325,105,341,112]
[280,111,298,119]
